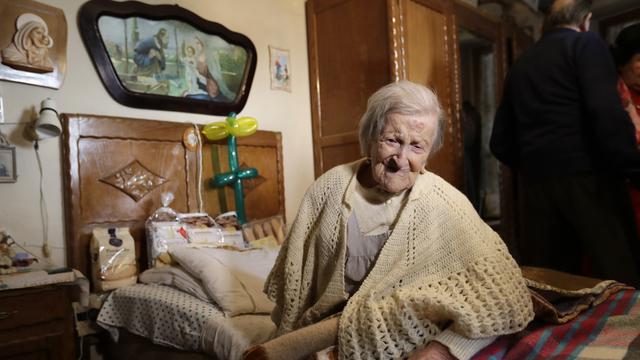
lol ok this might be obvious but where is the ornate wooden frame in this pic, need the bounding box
[78,0,257,115]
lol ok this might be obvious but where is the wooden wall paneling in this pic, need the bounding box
[321,142,363,171]
[402,0,464,189]
[387,0,405,81]
[306,0,325,177]
[307,0,392,177]
[202,132,285,222]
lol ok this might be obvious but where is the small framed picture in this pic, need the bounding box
[0,146,16,183]
[269,46,291,92]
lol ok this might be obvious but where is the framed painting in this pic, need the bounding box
[0,146,16,183]
[0,0,67,89]
[269,46,291,92]
[78,0,257,115]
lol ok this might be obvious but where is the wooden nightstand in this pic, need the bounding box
[0,285,76,359]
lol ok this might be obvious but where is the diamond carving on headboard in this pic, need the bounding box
[100,160,167,202]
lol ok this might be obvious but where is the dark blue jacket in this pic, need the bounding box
[491,28,640,180]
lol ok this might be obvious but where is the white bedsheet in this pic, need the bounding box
[97,283,275,359]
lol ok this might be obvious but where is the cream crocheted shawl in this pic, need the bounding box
[264,160,534,359]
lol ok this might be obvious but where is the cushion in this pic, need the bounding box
[138,265,213,303]
[169,246,278,316]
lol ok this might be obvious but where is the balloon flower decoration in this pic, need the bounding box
[202,112,258,224]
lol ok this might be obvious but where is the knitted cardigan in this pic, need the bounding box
[264,160,534,359]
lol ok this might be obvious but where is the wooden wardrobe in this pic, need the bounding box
[306,0,533,252]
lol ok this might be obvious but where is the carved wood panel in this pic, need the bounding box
[403,0,463,189]
[62,114,285,279]
[307,0,392,176]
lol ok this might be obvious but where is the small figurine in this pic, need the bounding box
[0,231,38,274]
[0,241,16,275]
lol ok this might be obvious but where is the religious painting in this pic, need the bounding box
[0,146,16,183]
[0,0,67,89]
[78,0,256,115]
[269,46,291,92]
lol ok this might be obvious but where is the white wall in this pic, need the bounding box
[0,0,314,268]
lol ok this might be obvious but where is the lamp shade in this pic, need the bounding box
[35,98,61,140]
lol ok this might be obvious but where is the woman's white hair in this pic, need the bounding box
[358,80,445,157]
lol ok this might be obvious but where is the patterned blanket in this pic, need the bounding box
[248,269,640,360]
[473,289,640,360]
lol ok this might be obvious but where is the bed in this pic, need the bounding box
[61,113,286,359]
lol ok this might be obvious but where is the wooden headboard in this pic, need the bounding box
[61,114,285,278]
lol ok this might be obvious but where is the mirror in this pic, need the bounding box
[458,27,500,223]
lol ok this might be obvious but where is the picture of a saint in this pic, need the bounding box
[180,43,206,96]
[97,15,248,102]
[1,13,55,73]
[186,36,233,102]
[133,28,168,77]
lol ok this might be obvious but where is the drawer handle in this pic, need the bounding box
[0,311,18,320]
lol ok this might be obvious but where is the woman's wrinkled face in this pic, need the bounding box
[370,113,437,194]
[622,54,640,93]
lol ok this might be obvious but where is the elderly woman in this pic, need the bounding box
[264,81,534,360]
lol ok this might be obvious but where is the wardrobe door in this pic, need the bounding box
[307,0,392,176]
[399,0,463,189]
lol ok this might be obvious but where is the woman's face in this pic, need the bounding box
[370,113,437,194]
[621,54,640,93]
[29,26,49,48]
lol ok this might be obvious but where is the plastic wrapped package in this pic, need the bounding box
[145,192,185,267]
[215,211,245,248]
[177,213,230,246]
[146,193,245,267]
[90,227,137,292]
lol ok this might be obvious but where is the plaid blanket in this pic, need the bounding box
[473,289,640,360]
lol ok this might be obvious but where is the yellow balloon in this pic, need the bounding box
[231,117,258,137]
[202,122,229,141]
[202,116,259,140]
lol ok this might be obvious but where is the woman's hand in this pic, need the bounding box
[408,341,456,360]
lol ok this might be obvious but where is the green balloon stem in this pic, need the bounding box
[210,113,258,225]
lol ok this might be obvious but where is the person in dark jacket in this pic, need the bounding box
[490,0,640,286]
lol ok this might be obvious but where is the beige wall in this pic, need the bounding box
[0,0,314,267]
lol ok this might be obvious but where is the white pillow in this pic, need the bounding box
[169,246,278,316]
[139,265,213,303]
